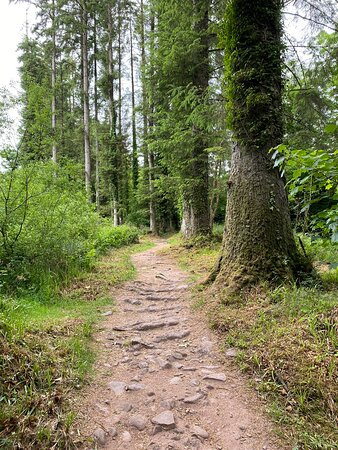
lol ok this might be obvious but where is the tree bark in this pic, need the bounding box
[94,14,100,210]
[181,0,211,241]
[213,0,311,292]
[51,0,57,163]
[117,0,122,138]
[209,159,222,228]
[148,11,157,234]
[140,0,149,193]
[130,18,138,192]
[107,4,119,225]
[81,1,91,197]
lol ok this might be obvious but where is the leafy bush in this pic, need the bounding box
[271,146,338,241]
[95,224,139,253]
[0,161,139,294]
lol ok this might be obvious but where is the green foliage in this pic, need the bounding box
[95,224,139,253]
[142,0,229,232]
[18,37,52,161]
[0,161,140,295]
[272,145,338,240]
[0,161,97,293]
[284,31,338,151]
[301,234,338,265]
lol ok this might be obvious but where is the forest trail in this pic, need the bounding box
[77,240,284,450]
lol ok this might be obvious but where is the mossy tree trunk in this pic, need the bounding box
[213,0,311,291]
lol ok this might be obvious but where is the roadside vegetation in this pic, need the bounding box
[0,239,153,449]
[0,162,152,448]
[167,233,337,450]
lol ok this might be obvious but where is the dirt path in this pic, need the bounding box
[77,240,284,450]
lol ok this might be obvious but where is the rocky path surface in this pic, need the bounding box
[78,240,284,450]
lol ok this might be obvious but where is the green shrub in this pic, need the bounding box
[0,161,140,295]
[300,234,338,264]
[95,224,139,253]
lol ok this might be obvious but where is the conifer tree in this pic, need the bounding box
[211,0,311,291]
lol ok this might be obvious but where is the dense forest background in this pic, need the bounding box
[0,0,337,448]
[0,0,336,293]
[1,0,337,237]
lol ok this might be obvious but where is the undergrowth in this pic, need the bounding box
[168,232,338,450]
[0,239,153,449]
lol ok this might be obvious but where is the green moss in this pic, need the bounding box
[222,0,283,150]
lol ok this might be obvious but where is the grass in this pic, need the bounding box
[0,238,154,449]
[167,231,338,450]
[166,233,220,283]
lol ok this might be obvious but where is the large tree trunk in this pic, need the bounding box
[213,0,311,292]
[181,0,211,241]
[81,1,91,197]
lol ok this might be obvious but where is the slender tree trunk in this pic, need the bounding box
[118,0,122,138]
[94,15,100,210]
[60,59,64,147]
[140,0,150,216]
[117,0,126,224]
[51,0,57,163]
[148,12,157,234]
[130,18,138,192]
[181,0,211,240]
[81,1,91,197]
[212,0,311,292]
[107,5,118,226]
[209,159,221,228]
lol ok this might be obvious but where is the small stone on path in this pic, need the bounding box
[108,381,127,395]
[158,358,172,369]
[225,348,237,358]
[128,414,147,431]
[154,330,190,343]
[126,383,145,391]
[122,430,132,442]
[160,399,175,410]
[183,393,204,404]
[203,373,226,382]
[93,428,106,445]
[191,425,209,440]
[151,410,176,429]
[120,403,133,412]
[131,374,142,382]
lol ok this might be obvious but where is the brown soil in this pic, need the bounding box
[75,240,286,450]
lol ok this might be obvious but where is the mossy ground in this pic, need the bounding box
[166,232,338,450]
[0,239,154,449]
